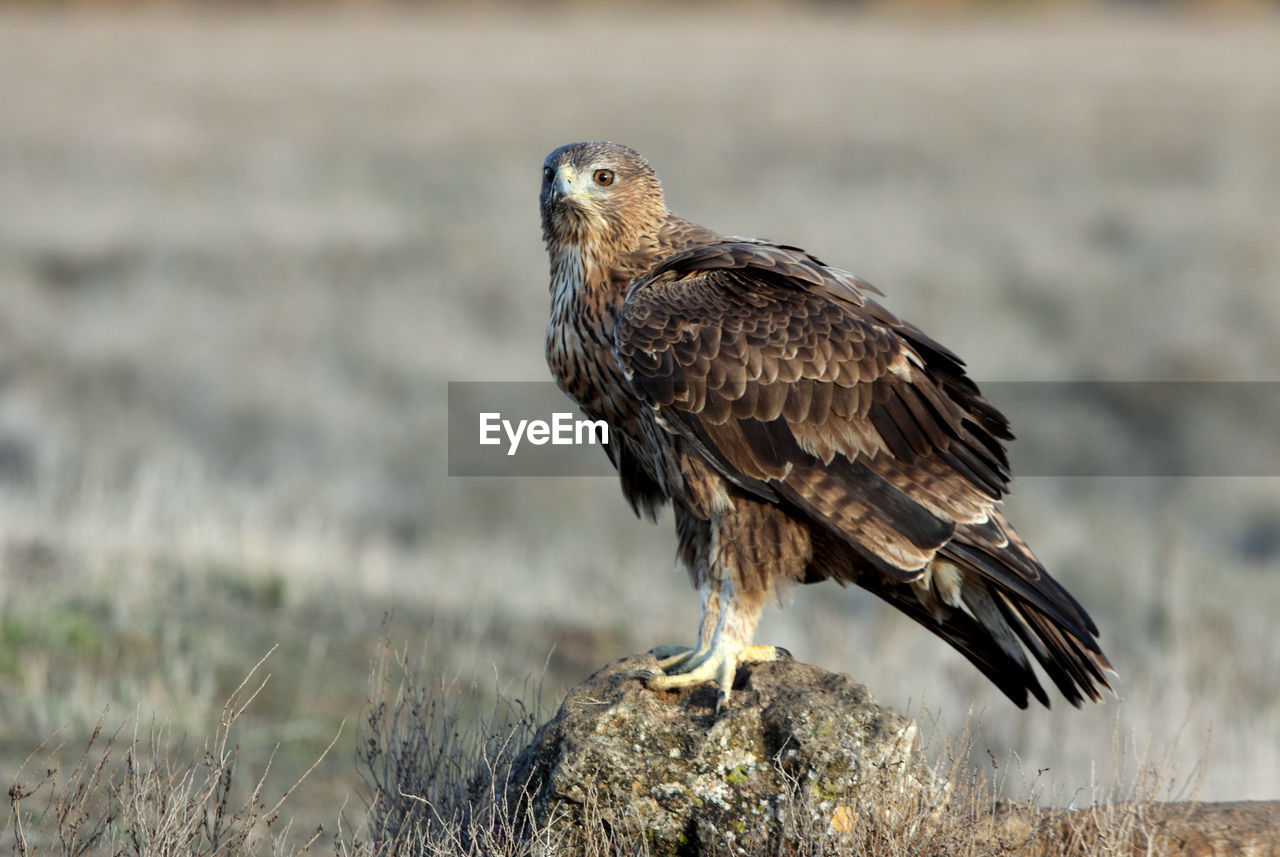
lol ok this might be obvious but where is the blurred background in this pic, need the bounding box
[2,0,1278,839]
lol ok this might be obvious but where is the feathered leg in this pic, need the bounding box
[644,570,789,710]
[635,497,802,709]
[647,577,723,670]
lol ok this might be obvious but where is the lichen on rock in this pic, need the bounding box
[501,653,948,856]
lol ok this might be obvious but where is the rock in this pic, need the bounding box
[977,799,1280,857]
[502,653,948,856]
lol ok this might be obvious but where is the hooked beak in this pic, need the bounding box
[550,165,597,205]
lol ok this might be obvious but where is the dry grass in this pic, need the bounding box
[351,639,548,856]
[134,643,1212,856]
[1,5,1279,851]
[6,650,339,857]
[0,637,1233,857]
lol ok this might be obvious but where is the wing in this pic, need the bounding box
[617,241,1012,579]
[616,241,1111,707]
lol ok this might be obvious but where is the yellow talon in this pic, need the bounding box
[642,643,790,711]
[740,644,791,664]
[650,645,700,672]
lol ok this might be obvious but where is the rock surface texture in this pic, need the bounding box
[505,654,947,856]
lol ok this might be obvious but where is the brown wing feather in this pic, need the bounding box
[618,243,1008,575]
[617,241,1112,708]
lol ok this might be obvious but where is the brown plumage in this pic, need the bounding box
[541,141,1112,709]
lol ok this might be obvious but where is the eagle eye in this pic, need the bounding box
[593,169,615,187]
[542,166,554,183]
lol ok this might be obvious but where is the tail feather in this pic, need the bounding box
[815,505,1113,709]
[864,581,1050,709]
[938,513,1113,708]
[854,511,1113,709]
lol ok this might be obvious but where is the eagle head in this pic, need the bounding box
[540,141,667,257]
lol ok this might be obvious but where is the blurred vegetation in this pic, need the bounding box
[7,641,1218,857]
[1,0,1277,10]
[1,5,1277,849]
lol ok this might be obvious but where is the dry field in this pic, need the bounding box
[2,6,1278,848]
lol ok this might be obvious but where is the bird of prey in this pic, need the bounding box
[540,141,1112,710]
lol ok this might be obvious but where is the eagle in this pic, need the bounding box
[541,141,1112,710]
